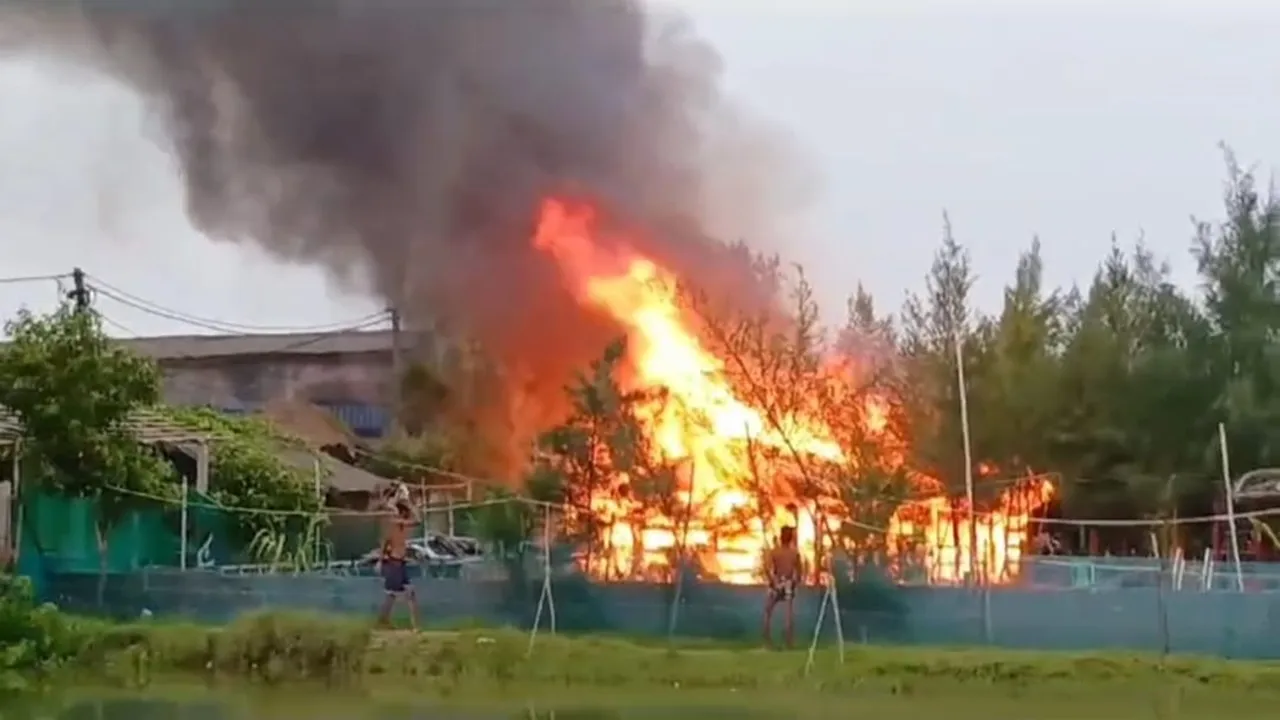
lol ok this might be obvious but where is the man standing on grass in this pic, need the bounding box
[763,525,804,649]
[377,483,420,631]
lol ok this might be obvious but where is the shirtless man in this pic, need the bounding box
[376,485,420,630]
[763,526,804,649]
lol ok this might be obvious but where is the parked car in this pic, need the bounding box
[351,532,487,577]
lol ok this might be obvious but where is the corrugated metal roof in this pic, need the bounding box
[118,329,398,361]
[321,402,390,438]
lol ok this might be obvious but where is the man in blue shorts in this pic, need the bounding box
[376,486,420,630]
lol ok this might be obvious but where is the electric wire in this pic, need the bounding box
[86,274,390,334]
[0,273,69,286]
[97,311,141,339]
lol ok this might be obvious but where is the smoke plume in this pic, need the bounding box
[2,0,810,470]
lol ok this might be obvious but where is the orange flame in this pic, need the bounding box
[533,198,1052,585]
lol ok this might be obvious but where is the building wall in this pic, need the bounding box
[159,352,393,436]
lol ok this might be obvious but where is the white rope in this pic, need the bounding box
[104,478,1280,539]
[102,482,560,518]
[1032,556,1233,573]
[1032,506,1280,527]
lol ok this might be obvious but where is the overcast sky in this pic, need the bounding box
[2,2,1278,337]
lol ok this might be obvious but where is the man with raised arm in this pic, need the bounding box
[376,482,420,630]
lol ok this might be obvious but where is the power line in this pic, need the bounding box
[85,274,390,334]
[262,316,395,353]
[94,295,391,358]
[160,314,398,356]
[96,311,141,339]
[0,273,69,286]
[91,284,282,334]
[91,280,391,334]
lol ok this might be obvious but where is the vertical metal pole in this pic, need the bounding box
[313,457,323,566]
[544,503,556,634]
[179,476,189,570]
[1218,423,1245,591]
[981,513,993,643]
[12,444,21,564]
[955,334,988,644]
[70,267,90,311]
[388,307,403,438]
[954,335,977,583]
[418,483,430,580]
[447,493,455,537]
[421,484,430,544]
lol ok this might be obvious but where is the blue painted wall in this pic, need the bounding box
[317,402,390,438]
[1021,556,1280,591]
[42,568,1280,659]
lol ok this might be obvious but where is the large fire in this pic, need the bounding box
[533,198,1053,585]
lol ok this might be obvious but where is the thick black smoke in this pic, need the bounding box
[3,0,808,471]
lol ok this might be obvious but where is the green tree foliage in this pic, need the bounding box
[0,305,326,569]
[973,238,1062,476]
[884,151,1280,553]
[0,305,177,564]
[1193,150,1280,471]
[899,216,979,501]
[162,407,325,565]
[1049,242,1216,526]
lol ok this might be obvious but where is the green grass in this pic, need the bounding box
[2,606,1275,718]
[48,609,1280,714]
[15,677,1280,720]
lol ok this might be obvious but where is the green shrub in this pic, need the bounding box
[0,573,82,690]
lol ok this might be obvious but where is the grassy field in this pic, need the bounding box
[32,609,1274,718]
[16,677,1280,720]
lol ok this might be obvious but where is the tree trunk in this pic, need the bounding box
[582,491,595,576]
[629,519,645,578]
[813,507,825,585]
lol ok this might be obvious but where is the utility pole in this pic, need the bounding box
[68,267,90,312]
[388,306,403,438]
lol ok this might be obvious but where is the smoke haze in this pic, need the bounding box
[1,0,811,469]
